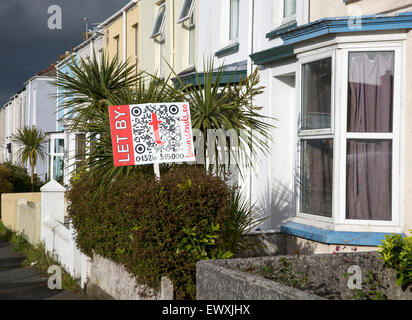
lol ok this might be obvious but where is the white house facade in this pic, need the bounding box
[247,1,412,246]
[195,0,412,246]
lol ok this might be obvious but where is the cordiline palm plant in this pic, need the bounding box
[11,126,47,191]
[172,58,275,177]
[55,53,184,189]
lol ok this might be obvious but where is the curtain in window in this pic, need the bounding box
[346,52,394,220]
[301,139,333,217]
[301,57,332,129]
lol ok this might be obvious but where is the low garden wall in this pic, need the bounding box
[1,193,41,232]
[197,258,324,300]
[84,253,174,300]
[16,199,41,245]
[197,252,412,300]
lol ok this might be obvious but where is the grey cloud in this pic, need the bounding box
[0,0,130,105]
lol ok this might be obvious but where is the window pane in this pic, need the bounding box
[151,5,166,38]
[284,0,296,18]
[301,139,333,217]
[178,0,194,22]
[75,134,86,161]
[53,155,64,180]
[302,57,332,130]
[346,139,392,221]
[54,138,64,154]
[229,0,239,40]
[348,51,394,133]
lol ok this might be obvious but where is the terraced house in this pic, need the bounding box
[244,0,412,248]
[55,35,104,185]
[0,64,57,181]
[4,0,412,251]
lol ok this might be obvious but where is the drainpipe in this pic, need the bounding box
[247,0,255,76]
[123,9,127,63]
[247,0,255,204]
[171,0,175,70]
[27,81,31,127]
[90,38,94,58]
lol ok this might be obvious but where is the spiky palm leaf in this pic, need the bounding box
[171,58,275,177]
[11,126,47,191]
[55,53,184,189]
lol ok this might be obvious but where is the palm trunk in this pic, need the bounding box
[31,163,35,192]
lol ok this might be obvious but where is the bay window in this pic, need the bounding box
[345,51,395,221]
[297,43,401,231]
[299,55,334,219]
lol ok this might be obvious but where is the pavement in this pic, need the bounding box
[0,238,89,300]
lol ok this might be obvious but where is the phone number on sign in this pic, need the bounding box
[135,153,185,163]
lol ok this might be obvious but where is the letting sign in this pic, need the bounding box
[109,103,195,167]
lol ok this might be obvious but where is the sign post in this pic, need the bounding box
[109,102,195,175]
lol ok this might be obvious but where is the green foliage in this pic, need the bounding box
[351,271,387,300]
[223,189,267,254]
[0,221,13,241]
[172,58,275,175]
[13,233,30,252]
[0,163,42,218]
[0,221,81,293]
[1,162,41,192]
[11,126,47,191]
[378,232,412,287]
[177,221,233,261]
[0,166,13,195]
[57,54,275,189]
[55,53,182,190]
[276,257,308,288]
[68,165,254,299]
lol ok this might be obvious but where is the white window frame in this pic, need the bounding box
[294,39,404,233]
[151,2,166,39]
[114,35,120,58]
[49,133,65,181]
[188,9,195,67]
[177,0,195,24]
[336,43,402,230]
[296,49,336,224]
[229,0,240,42]
[281,0,297,25]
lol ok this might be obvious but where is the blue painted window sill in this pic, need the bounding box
[280,222,405,247]
[215,42,239,57]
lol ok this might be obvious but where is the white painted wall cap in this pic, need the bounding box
[40,179,66,192]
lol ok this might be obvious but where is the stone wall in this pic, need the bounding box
[197,253,412,300]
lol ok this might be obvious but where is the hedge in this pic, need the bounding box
[68,166,239,299]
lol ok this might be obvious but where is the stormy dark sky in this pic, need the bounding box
[0,0,130,106]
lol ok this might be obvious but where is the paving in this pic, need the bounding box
[0,238,89,300]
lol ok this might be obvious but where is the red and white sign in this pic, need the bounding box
[109,103,195,167]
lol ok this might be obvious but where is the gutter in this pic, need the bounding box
[98,0,138,29]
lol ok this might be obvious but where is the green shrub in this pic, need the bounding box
[0,162,42,218]
[0,166,14,194]
[68,166,252,299]
[378,232,412,287]
[2,162,42,192]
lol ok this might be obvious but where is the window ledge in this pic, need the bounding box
[280,222,405,246]
[215,42,239,58]
[266,20,297,40]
